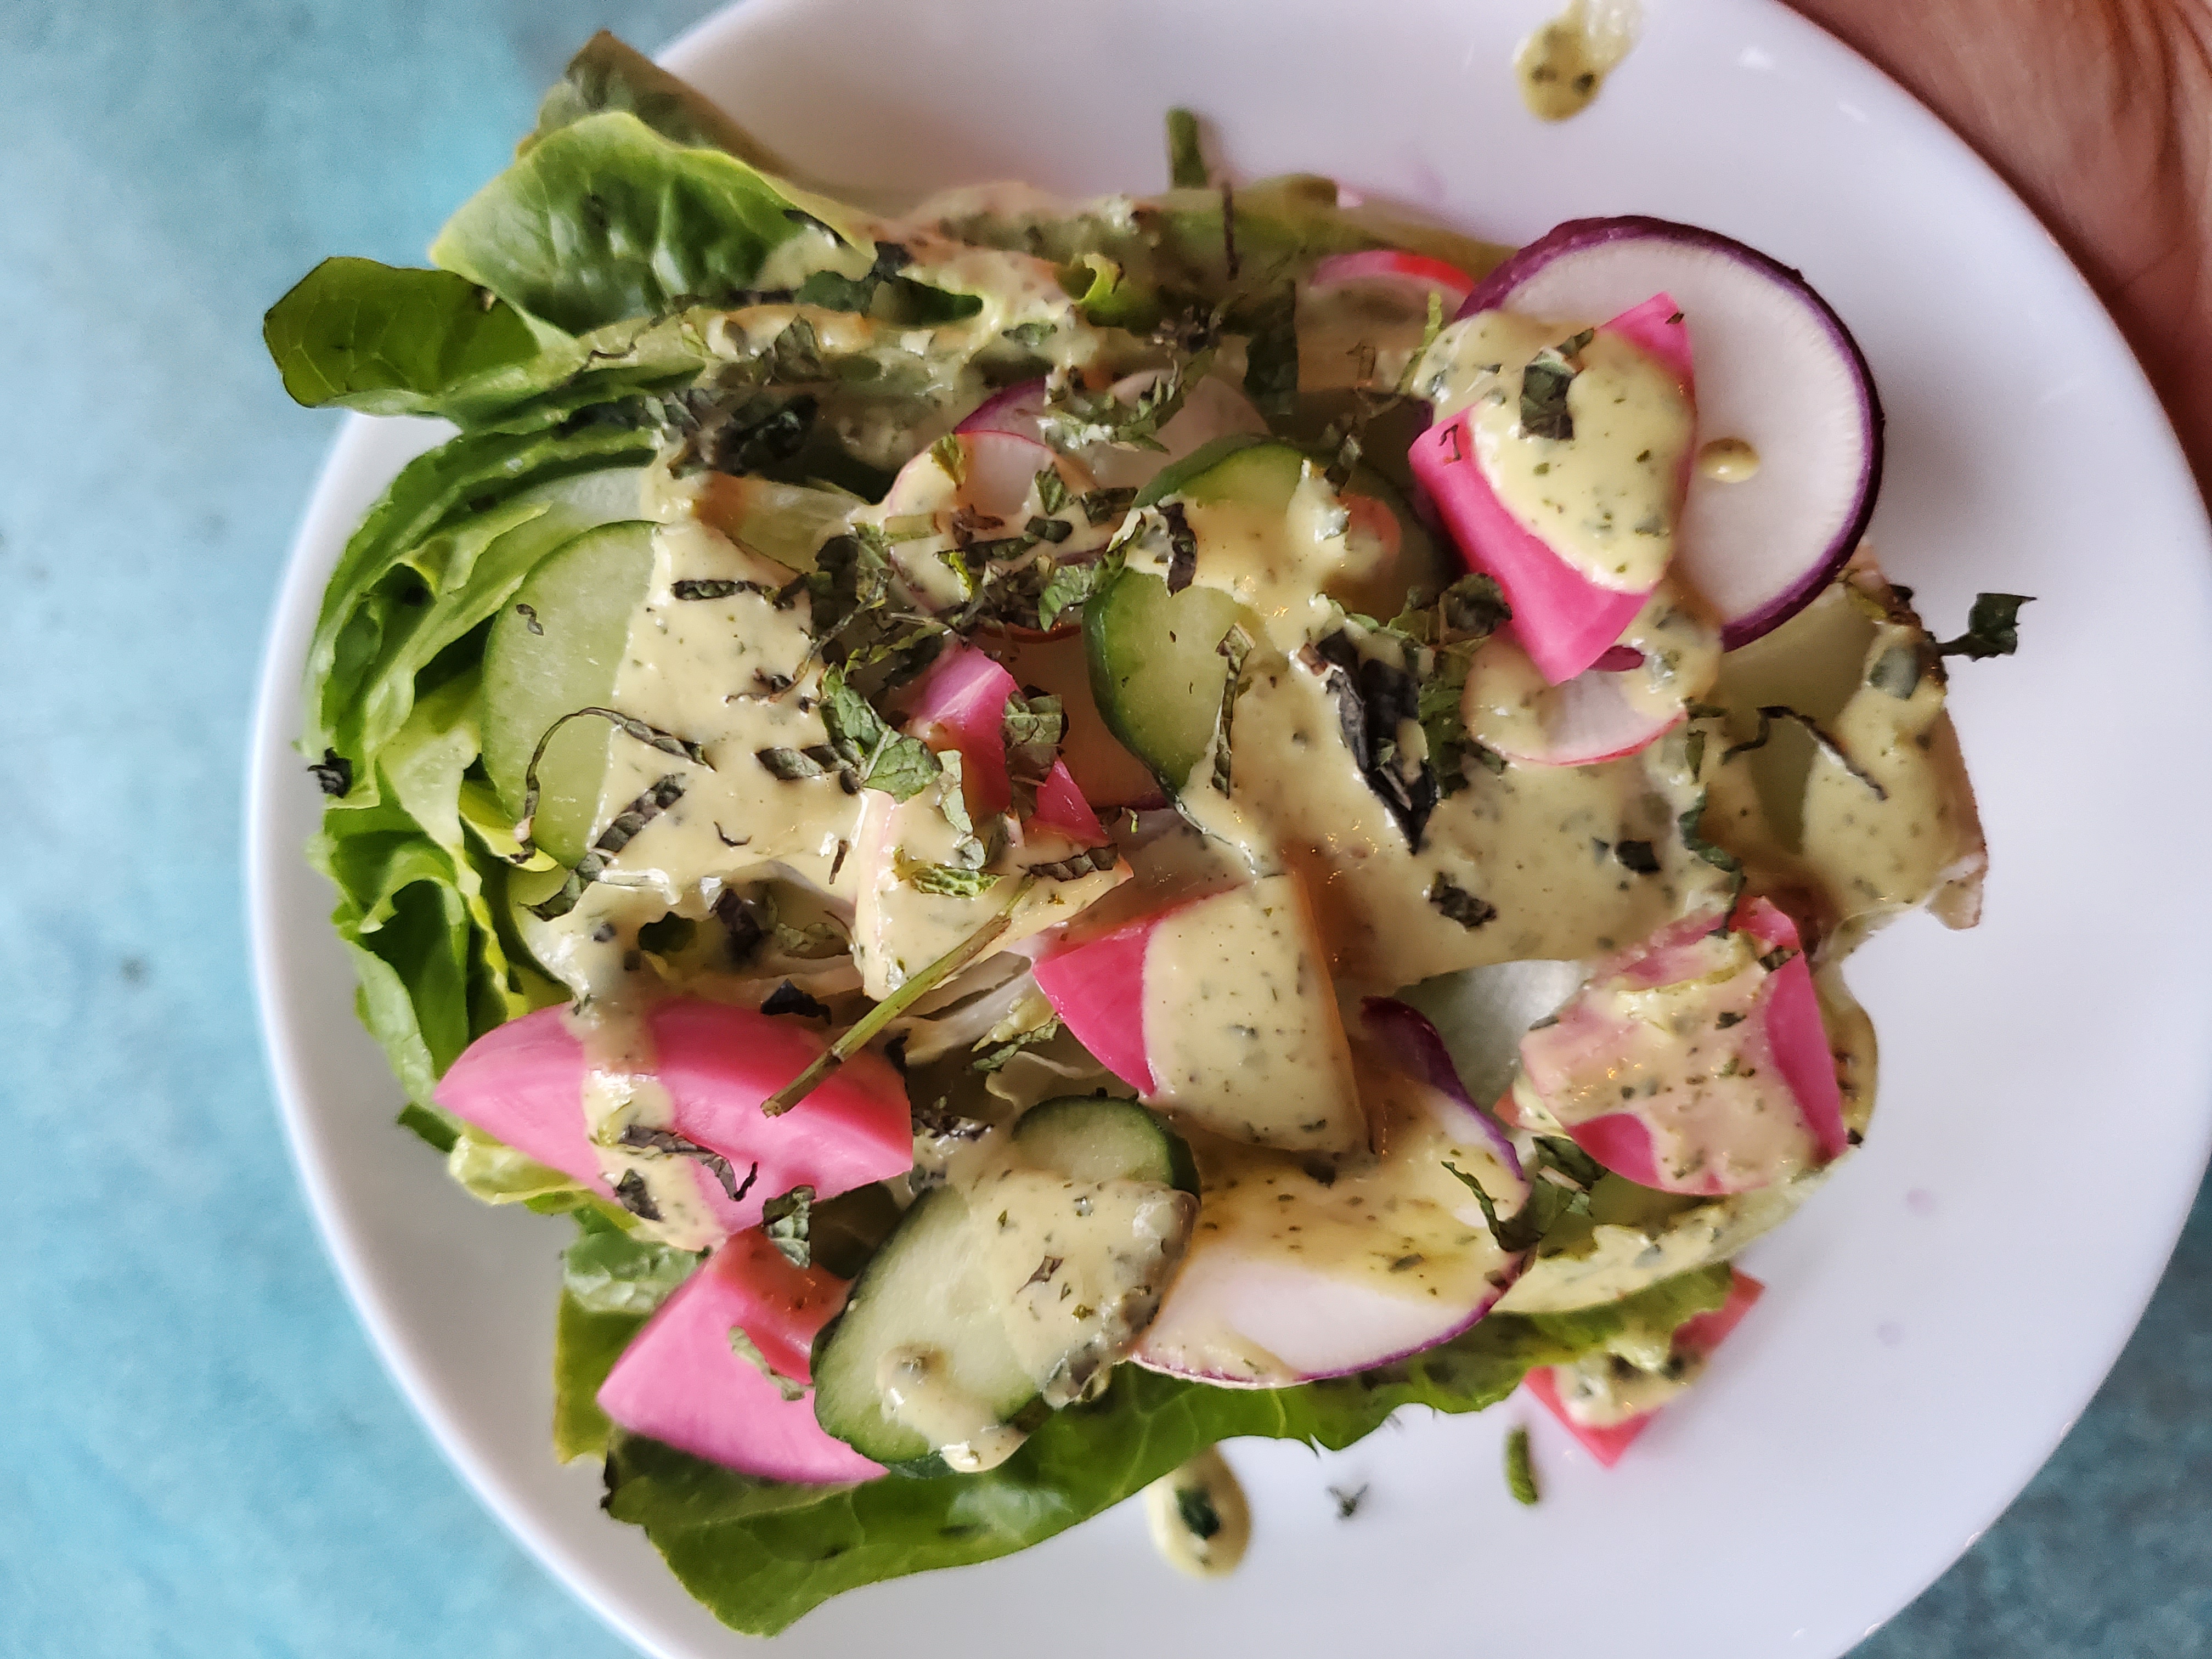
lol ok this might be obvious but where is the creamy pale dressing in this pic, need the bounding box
[1420,310,1693,592]
[1141,876,1367,1154]
[1144,1448,1252,1577]
[1696,437,1760,482]
[876,1346,1028,1474]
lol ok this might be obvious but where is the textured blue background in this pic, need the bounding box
[2,2,2205,1654]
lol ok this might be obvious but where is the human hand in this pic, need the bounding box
[1789,0,2211,500]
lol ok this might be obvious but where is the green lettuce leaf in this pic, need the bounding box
[601,1266,1731,1634]
[552,1218,702,1462]
[430,110,870,336]
[262,257,558,417]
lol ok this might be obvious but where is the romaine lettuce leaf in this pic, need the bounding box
[598,1267,1732,1634]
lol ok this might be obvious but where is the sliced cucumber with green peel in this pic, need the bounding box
[1130,432,1275,509]
[1013,1096,1198,1194]
[810,1187,1045,1475]
[480,521,656,865]
[1084,566,1251,790]
[814,1096,1200,1471]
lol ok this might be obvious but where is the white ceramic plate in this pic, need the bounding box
[249,0,2212,1652]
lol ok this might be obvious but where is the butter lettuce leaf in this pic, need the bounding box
[601,1266,1731,1635]
[430,110,870,336]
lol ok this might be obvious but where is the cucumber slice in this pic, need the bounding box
[1083,566,1249,790]
[480,521,656,865]
[810,1187,1045,1474]
[1012,1096,1199,1194]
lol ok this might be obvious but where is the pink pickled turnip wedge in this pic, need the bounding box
[898,642,1104,846]
[597,1228,885,1482]
[1133,1005,1528,1387]
[1523,1268,1766,1467]
[1031,874,1366,1155]
[1410,294,1692,686]
[849,641,1125,998]
[1506,898,1847,1195]
[432,998,911,1234]
[1458,217,1884,650]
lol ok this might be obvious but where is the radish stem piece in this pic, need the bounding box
[761,875,1037,1117]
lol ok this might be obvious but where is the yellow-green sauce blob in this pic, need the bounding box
[1515,0,1643,122]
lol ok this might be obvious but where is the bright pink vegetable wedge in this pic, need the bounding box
[432,999,911,1233]
[1509,899,1846,1194]
[901,642,1105,845]
[1460,217,1884,648]
[597,1228,885,1482]
[1409,294,1691,685]
[1523,1268,1765,1467]
[1032,875,1367,1155]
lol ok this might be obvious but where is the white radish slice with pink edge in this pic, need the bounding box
[597,1228,885,1483]
[1132,1008,1530,1387]
[1458,217,1884,650]
[1030,874,1367,1156]
[1307,248,1477,313]
[431,998,911,1234]
[1462,633,1683,767]
[955,373,1268,490]
[1410,293,1692,686]
[1522,1267,1765,1468]
[1508,897,1848,1195]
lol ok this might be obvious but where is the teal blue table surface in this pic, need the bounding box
[4,3,2207,1654]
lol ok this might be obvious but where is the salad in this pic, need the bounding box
[267,32,2021,1635]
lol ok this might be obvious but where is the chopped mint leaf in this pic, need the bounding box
[1329,1483,1368,1520]
[1001,691,1066,820]
[1175,1484,1222,1540]
[929,432,967,486]
[730,1327,809,1402]
[617,1122,757,1205]
[1519,353,1576,441]
[1001,320,1054,348]
[1504,1425,1539,1505]
[308,747,353,797]
[760,980,833,1022]
[760,1184,815,1268]
[1427,873,1497,930]
[1033,466,1072,517]
[529,775,685,921]
[973,1014,1065,1073]
[516,707,708,862]
[863,735,945,802]
[1936,591,2032,660]
[1161,501,1199,593]
[896,856,1001,899]
[1035,552,1121,632]
[1210,625,1253,797]
[1166,107,1208,189]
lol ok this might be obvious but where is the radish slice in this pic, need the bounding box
[1523,1268,1765,1467]
[1461,217,1883,648]
[1511,899,1848,1194]
[597,1228,885,1482]
[1463,634,1681,766]
[954,374,1267,492]
[1308,249,1476,312]
[957,381,1051,440]
[1357,997,1523,1176]
[432,1000,912,1234]
[1132,1047,1531,1386]
[1408,295,1692,685]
